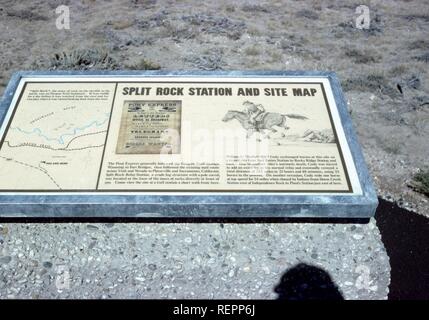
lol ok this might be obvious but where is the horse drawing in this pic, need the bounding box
[222,110,308,140]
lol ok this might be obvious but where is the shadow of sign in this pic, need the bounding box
[375,199,429,300]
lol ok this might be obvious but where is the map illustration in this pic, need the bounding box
[0,82,115,190]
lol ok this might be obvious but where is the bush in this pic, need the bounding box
[409,170,429,196]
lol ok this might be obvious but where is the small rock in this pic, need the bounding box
[0,256,12,264]
[43,261,53,269]
[242,266,251,272]
[262,266,270,275]
[0,226,8,235]
[353,234,364,240]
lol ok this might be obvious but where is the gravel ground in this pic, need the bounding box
[0,220,389,299]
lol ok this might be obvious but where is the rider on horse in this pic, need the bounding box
[242,101,265,128]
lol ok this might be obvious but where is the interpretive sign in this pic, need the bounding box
[0,71,378,218]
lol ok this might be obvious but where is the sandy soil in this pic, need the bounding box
[0,0,428,215]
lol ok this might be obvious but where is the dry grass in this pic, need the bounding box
[342,71,398,98]
[126,58,161,70]
[408,39,429,50]
[344,48,381,64]
[381,140,402,155]
[409,170,429,196]
[112,20,135,30]
[47,49,119,70]
[244,46,261,56]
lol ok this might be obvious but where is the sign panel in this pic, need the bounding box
[0,71,377,218]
